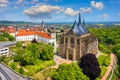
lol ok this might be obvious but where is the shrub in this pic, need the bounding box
[11,64,16,70]
[19,67,24,74]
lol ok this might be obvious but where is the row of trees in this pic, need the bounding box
[0,32,14,41]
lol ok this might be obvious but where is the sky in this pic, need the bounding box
[0,0,120,22]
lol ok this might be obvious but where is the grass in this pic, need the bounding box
[32,67,57,80]
[6,59,55,76]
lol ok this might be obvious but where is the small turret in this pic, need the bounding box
[78,13,82,26]
[83,19,85,26]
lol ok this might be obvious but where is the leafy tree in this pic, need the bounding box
[8,35,14,41]
[14,54,23,62]
[40,45,54,60]
[31,39,38,43]
[79,53,101,80]
[23,44,41,65]
[3,32,9,37]
[53,63,89,80]
[112,44,120,54]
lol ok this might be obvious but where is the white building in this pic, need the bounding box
[0,47,9,56]
[0,42,16,56]
[16,29,56,44]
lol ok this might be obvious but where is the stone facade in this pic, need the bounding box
[58,13,98,61]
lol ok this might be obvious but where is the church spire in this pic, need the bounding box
[83,19,85,26]
[78,12,82,26]
[71,20,77,29]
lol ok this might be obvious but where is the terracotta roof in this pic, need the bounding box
[0,27,16,33]
[16,30,37,36]
[37,32,52,39]
[16,30,52,39]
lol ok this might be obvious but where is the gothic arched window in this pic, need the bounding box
[60,38,64,44]
[77,39,80,44]
[65,38,68,43]
[71,37,74,44]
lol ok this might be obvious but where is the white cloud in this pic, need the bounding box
[16,0,23,5]
[80,7,92,13]
[100,14,109,19]
[23,4,61,18]
[64,8,79,16]
[91,1,104,10]
[0,0,8,8]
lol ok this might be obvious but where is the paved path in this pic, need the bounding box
[101,53,115,80]
[0,63,25,80]
[51,55,74,68]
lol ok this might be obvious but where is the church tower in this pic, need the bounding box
[58,13,98,61]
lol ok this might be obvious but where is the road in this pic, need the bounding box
[0,67,12,80]
[0,63,26,80]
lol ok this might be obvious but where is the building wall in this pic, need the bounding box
[16,34,56,44]
[58,33,98,61]
[16,35,36,41]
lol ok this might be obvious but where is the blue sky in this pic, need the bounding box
[0,0,120,22]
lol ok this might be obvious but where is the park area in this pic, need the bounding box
[0,41,55,77]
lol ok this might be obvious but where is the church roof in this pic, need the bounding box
[66,13,88,36]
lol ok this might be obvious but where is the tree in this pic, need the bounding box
[79,53,101,80]
[31,39,38,43]
[40,45,54,60]
[23,44,41,65]
[53,63,89,80]
[8,35,14,41]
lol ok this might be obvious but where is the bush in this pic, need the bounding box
[16,41,23,47]
[19,67,24,74]
[0,56,6,62]
[11,64,16,70]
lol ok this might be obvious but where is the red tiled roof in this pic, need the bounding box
[16,30,52,39]
[0,27,16,33]
[37,32,52,39]
[16,30,37,36]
